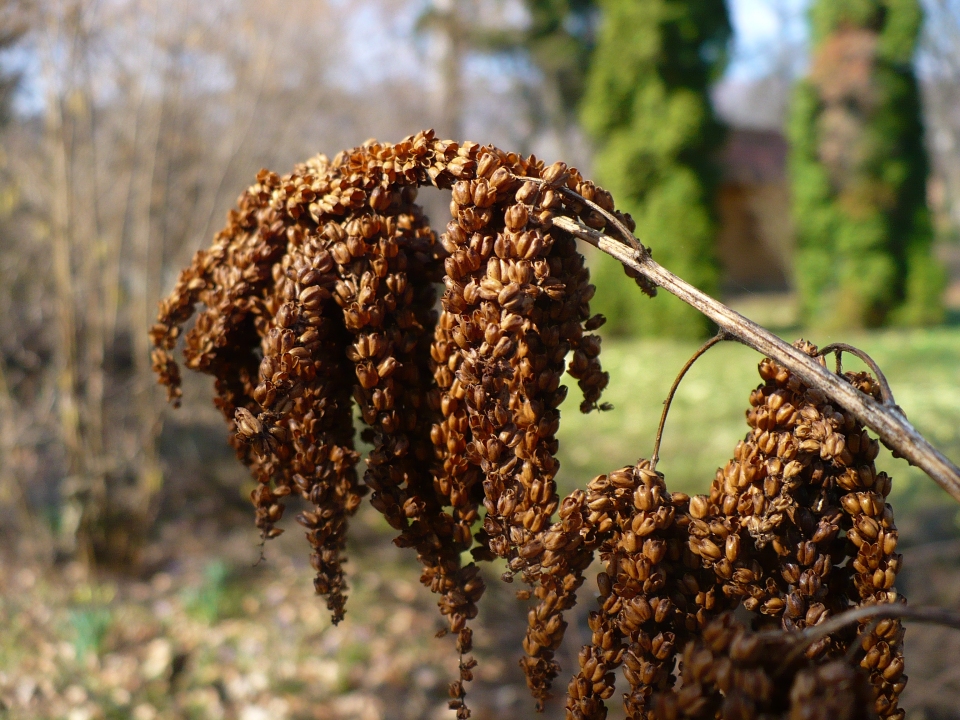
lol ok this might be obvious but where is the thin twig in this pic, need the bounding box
[550,213,960,505]
[775,603,960,670]
[515,174,644,254]
[817,342,897,407]
[804,604,960,643]
[651,332,728,470]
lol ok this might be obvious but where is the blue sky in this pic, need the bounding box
[4,0,812,117]
[336,0,810,89]
[726,0,810,80]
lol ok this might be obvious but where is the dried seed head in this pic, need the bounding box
[153,136,907,720]
[652,613,879,720]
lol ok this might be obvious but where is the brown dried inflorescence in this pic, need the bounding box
[437,152,624,703]
[565,461,727,720]
[153,134,907,719]
[152,132,624,714]
[684,341,905,719]
[564,345,905,720]
[651,612,879,720]
[151,165,366,622]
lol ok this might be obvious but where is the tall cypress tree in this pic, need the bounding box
[789,0,943,329]
[581,0,731,338]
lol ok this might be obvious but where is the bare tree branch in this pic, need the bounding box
[552,213,960,503]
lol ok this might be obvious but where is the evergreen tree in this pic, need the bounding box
[581,0,731,338]
[521,0,597,130]
[789,0,943,328]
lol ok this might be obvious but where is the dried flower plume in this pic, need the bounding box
[153,132,909,719]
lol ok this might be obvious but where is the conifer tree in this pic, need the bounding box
[522,0,597,131]
[789,0,943,328]
[581,0,731,338]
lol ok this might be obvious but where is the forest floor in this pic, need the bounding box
[3,327,960,720]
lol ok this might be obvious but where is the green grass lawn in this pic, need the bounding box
[554,325,960,520]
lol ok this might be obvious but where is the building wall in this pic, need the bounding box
[716,129,794,294]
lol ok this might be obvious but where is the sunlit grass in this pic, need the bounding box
[554,326,960,519]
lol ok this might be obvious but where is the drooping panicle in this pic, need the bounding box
[650,613,879,720]
[687,341,906,717]
[152,133,909,720]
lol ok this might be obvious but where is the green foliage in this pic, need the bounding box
[523,0,597,123]
[789,0,943,329]
[69,606,113,659]
[181,560,231,624]
[809,0,922,63]
[581,0,731,338]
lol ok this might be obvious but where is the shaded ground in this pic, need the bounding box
[1,500,559,720]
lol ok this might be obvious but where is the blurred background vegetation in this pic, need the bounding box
[1,0,960,719]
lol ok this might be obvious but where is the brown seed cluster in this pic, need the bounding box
[565,461,727,720]
[650,612,879,720]
[152,134,907,719]
[152,132,630,714]
[435,151,628,703]
[686,342,906,717]
[565,344,905,720]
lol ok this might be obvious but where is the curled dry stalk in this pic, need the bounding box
[818,343,897,407]
[551,212,960,504]
[650,331,729,470]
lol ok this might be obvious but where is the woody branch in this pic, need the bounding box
[550,213,960,504]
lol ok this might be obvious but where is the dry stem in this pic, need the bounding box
[800,603,960,638]
[817,342,897,407]
[774,603,960,670]
[550,213,960,504]
[651,332,728,470]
